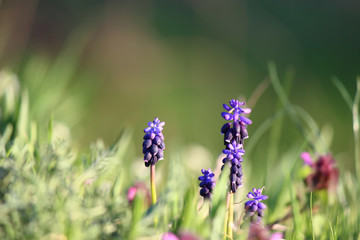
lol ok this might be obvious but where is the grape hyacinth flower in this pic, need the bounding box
[198,169,216,199]
[245,187,268,220]
[221,141,245,193]
[221,99,252,146]
[300,152,339,192]
[143,117,165,205]
[143,117,165,167]
[220,99,252,239]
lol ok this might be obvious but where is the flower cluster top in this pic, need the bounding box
[221,99,252,125]
[144,117,165,135]
[245,187,268,219]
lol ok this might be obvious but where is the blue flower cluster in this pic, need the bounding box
[198,169,216,199]
[245,188,268,219]
[221,99,252,146]
[142,117,165,167]
[220,99,252,193]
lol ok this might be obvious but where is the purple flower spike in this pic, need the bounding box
[143,117,165,167]
[198,169,216,199]
[245,187,268,220]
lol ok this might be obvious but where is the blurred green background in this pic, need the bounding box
[1,0,359,173]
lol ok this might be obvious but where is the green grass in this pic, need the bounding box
[0,66,359,239]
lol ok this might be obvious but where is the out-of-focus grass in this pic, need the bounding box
[0,66,360,239]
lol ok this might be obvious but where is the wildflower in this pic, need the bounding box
[300,152,339,191]
[143,117,165,167]
[247,223,283,240]
[198,169,216,199]
[127,182,151,206]
[162,232,199,240]
[221,99,252,124]
[245,187,268,219]
[221,141,245,193]
[220,99,251,147]
[162,232,179,240]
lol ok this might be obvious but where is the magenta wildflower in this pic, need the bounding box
[247,223,283,240]
[301,152,339,191]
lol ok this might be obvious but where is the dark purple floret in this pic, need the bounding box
[245,187,268,220]
[143,117,165,167]
[198,169,216,199]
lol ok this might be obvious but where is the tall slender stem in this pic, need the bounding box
[228,192,234,239]
[150,164,157,204]
[223,192,231,239]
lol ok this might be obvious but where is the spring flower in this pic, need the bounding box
[162,232,199,240]
[127,182,151,206]
[198,169,216,199]
[221,141,245,193]
[143,117,165,167]
[220,100,251,147]
[221,99,252,124]
[245,187,268,219]
[247,223,283,240]
[300,152,339,191]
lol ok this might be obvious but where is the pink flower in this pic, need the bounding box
[301,153,339,191]
[127,182,151,206]
[247,223,283,240]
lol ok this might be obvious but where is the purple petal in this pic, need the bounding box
[144,127,152,133]
[223,149,231,155]
[240,116,252,125]
[221,112,232,121]
[258,202,267,209]
[223,104,231,111]
[233,112,239,122]
[247,192,255,198]
[301,152,314,166]
[242,108,252,114]
[245,200,253,207]
[228,144,235,150]
[158,122,165,127]
[258,195,268,201]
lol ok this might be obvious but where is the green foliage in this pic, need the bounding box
[0,68,360,240]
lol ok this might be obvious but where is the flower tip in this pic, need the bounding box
[301,152,313,166]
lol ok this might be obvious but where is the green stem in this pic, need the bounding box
[228,193,234,239]
[150,164,157,204]
[223,192,230,239]
[353,78,360,181]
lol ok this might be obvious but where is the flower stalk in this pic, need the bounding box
[150,164,157,205]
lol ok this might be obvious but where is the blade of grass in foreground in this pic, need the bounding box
[352,78,360,181]
[268,62,328,153]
